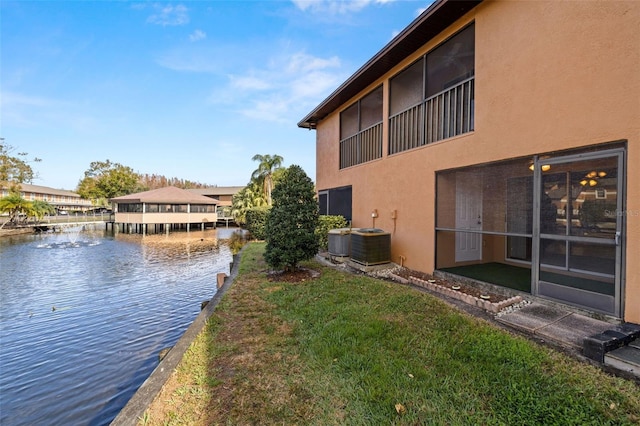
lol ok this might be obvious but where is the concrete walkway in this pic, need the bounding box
[495,302,612,350]
[496,302,640,380]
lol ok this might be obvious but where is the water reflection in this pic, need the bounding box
[0,228,235,426]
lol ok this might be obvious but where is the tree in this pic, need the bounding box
[0,193,31,228]
[251,154,283,206]
[264,165,319,272]
[231,183,267,226]
[30,200,56,221]
[76,160,142,206]
[0,141,40,191]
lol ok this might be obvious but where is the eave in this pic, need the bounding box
[297,0,482,129]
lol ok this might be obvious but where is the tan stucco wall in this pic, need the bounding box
[314,0,640,321]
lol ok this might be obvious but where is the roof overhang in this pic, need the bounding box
[110,186,218,205]
[297,0,482,129]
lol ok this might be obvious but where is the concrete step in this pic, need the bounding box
[583,323,640,363]
[604,339,640,378]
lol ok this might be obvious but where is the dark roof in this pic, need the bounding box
[110,186,217,204]
[298,0,482,129]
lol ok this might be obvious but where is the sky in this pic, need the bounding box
[1,0,432,190]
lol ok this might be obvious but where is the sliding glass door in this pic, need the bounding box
[533,149,624,316]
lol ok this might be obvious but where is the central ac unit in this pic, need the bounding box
[328,228,355,257]
[350,228,391,266]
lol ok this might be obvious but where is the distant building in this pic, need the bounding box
[188,186,245,217]
[110,186,219,234]
[1,183,93,213]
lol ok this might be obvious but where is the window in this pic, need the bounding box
[340,103,359,141]
[426,24,475,98]
[118,203,142,213]
[390,59,425,153]
[339,86,383,169]
[389,23,475,154]
[319,186,352,221]
[390,59,424,116]
[191,204,216,213]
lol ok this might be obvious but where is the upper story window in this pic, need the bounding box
[426,24,475,97]
[339,86,383,169]
[118,203,142,213]
[190,204,216,213]
[389,23,475,155]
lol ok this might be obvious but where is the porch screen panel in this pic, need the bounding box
[389,59,424,154]
[391,25,475,155]
[359,87,384,163]
[507,176,533,261]
[339,87,382,168]
[390,59,423,115]
[340,103,358,140]
[426,24,475,98]
[360,86,383,129]
[436,158,535,271]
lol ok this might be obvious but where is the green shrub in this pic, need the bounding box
[245,206,270,240]
[315,215,348,251]
[264,165,319,271]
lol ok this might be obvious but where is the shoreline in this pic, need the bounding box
[0,228,36,237]
[110,248,243,425]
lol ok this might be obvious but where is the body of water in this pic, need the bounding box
[0,226,234,425]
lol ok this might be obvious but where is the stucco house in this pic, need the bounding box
[299,0,639,323]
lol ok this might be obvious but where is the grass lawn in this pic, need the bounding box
[141,242,640,425]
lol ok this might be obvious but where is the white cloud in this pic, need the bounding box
[157,36,344,123]
[1,91,57,126]
[189,29,206,42]
[291,0,395,14]
[0,91,98,131]
[285,52,341,74]
[218,50,344,123]
[156,46,226,73]
[229,75,271,91]
[147,4,189,26]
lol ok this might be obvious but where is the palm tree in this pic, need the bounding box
[30,200,56,222]
[231,184,267,225]
[0,193,31,228]
[251,154,283,206]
